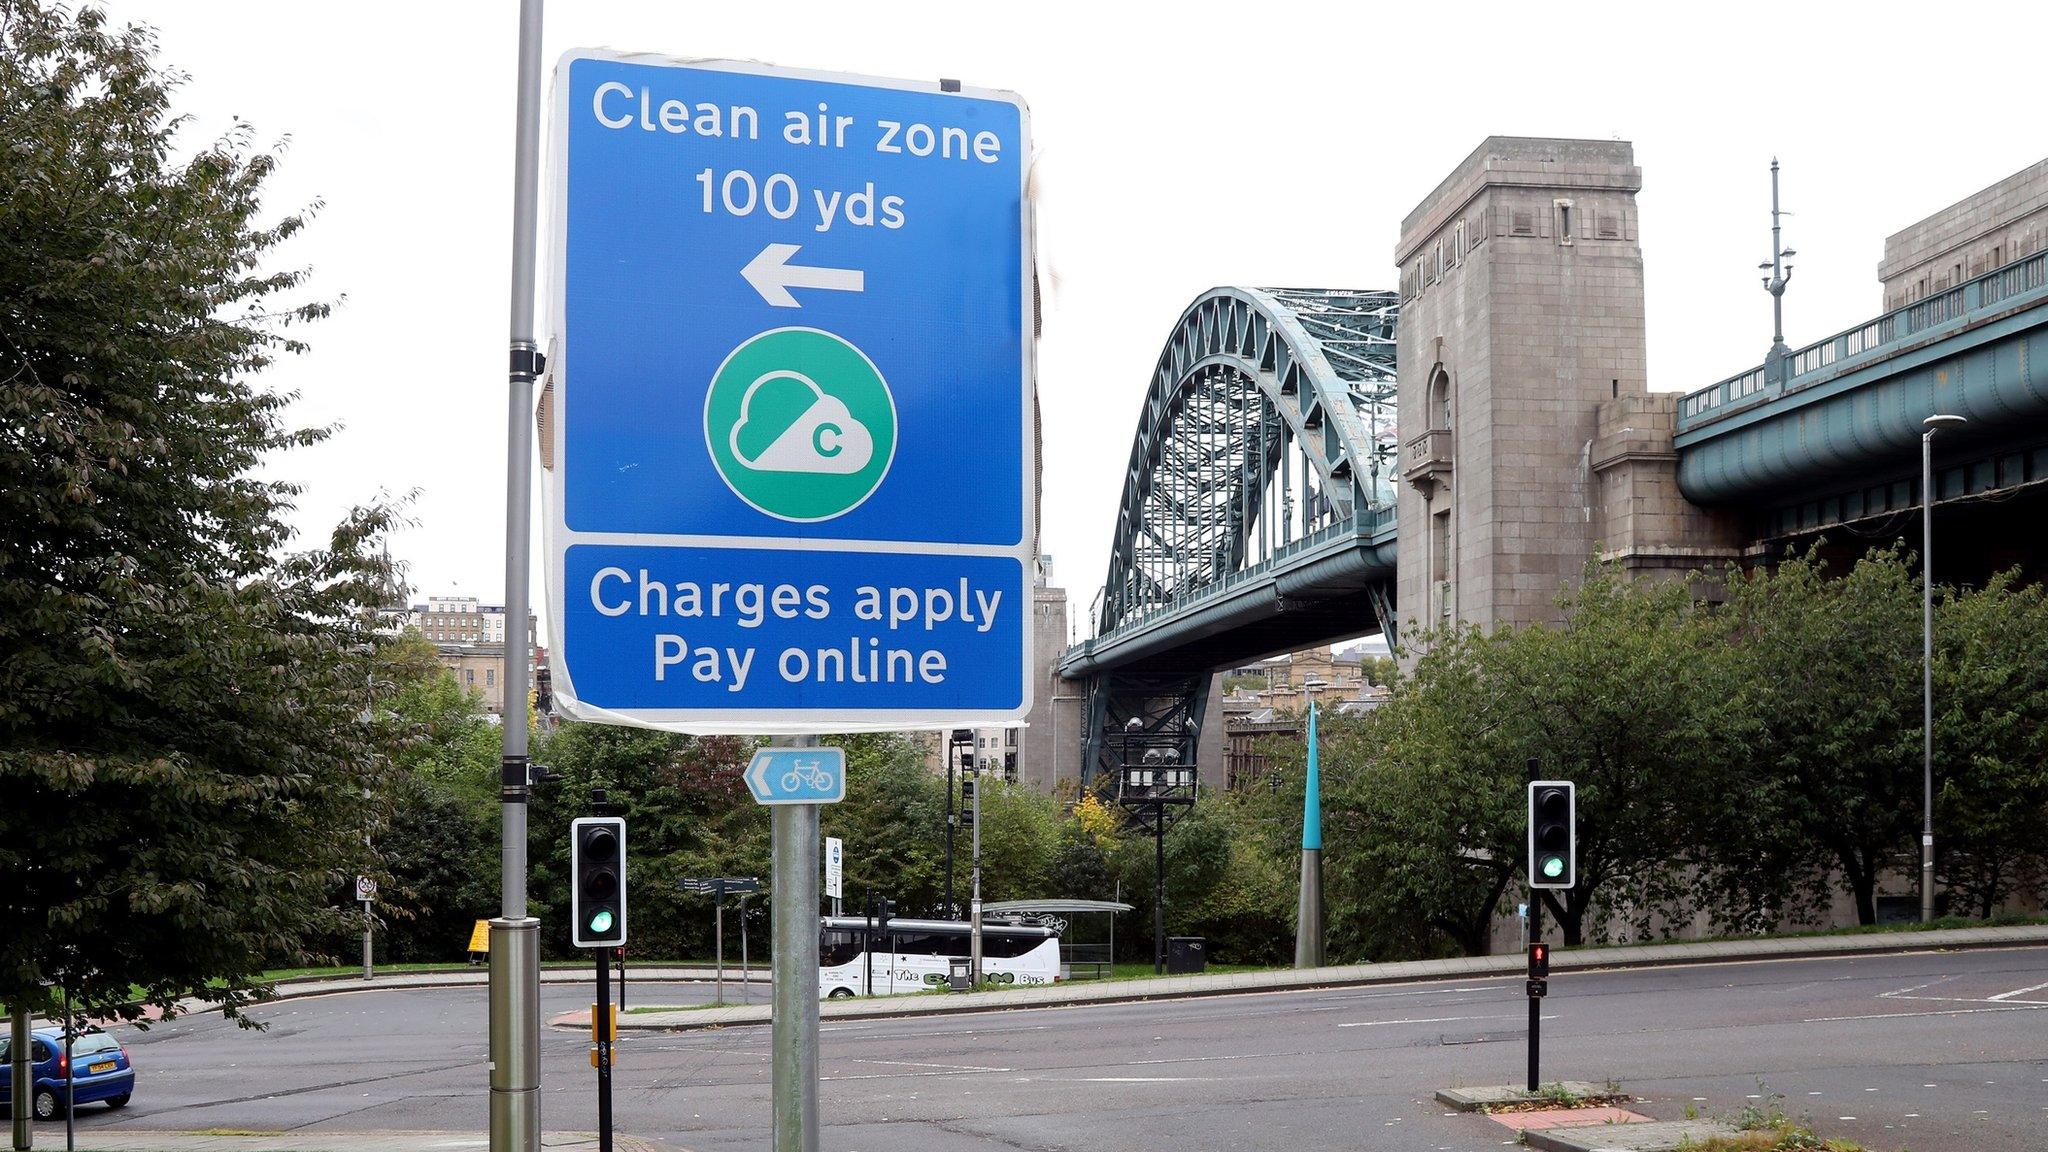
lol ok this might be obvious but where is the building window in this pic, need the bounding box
[1432,240,1445,281]
[1554,199,1574,246]
[1452,220,1467,261]
[487,668,496,687]
[1510,208,1536,236]
[465,669,476,685]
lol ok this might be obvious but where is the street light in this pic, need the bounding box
[1921,412,1966,924]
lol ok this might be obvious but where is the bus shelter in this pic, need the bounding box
[980,899,1133,981]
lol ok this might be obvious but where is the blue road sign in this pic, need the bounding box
[543,52,1034,734]
[745,747,846,806]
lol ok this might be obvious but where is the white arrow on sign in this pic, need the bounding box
[742,243,865,308]
[748,755,774,797]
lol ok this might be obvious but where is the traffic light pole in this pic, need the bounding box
[1526,896,1542,1092]
[594,946,614,1152]
[489,3,544,1151]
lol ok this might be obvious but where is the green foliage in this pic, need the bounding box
[0,2,411,1021]
[1306,543,2048,958]
[528,722,759,960]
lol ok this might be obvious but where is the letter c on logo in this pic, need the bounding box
[813,422,843,458]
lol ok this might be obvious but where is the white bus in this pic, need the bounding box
[818,916,1060,998]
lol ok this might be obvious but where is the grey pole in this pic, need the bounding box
[1760,159,1797,382]
[361,897,373,981]
[9,1005,28,1150]
[489,2,545,1150]
[969,767,983,984]
[739,895,751,1006]
[1920,413,1966,923]
[714,899,725,1006]
[770,737,822,1152]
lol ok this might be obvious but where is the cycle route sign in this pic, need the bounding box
[543,50,1035,734]
[744,747,847,806]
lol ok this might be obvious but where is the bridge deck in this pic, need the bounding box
[1059,510,1396,680]
[1675,249,2048,523]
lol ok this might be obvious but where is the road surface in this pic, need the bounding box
[47,946,2048,1151]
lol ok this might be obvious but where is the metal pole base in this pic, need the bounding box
[771,803,821,1152]
[489,918,541,1152]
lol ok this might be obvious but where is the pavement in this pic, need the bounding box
[562,922,2048,1031]
[45,945,2048,1152]
[262,965,764,1003]
[41,1131,662,1152]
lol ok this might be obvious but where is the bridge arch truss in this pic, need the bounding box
[1074,287,1400,785]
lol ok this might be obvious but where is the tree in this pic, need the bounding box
[529,721,757,959]
[1317,633,1524,958]
[1932,571,2048,917]
[0,1,400,1021]
[1712,549,1925,925]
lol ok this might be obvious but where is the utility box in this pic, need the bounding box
[948,957,973,991]
[1166,937,1207,974]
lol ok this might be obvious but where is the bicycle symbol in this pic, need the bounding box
[781,759,833,792]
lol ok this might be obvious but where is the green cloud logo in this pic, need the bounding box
[704,328,897,523]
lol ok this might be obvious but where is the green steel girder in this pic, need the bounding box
[1096,288,1398,636]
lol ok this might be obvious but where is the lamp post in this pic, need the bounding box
[1759,158,1797,383]
[945,729,971,919]
[1115,716,1195,975]
[1921,413,1966,923]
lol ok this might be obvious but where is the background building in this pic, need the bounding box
[406,594,537,716]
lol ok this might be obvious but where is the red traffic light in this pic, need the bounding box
[1528,942,1549,978]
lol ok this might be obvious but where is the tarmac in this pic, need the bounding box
[548,921,2048,1031]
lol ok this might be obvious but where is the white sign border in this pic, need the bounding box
[540,49,1037,736]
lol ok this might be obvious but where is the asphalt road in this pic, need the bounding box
[46,946,2048,1152]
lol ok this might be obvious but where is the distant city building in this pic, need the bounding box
[406,594,536,715]
[916,557,1085,792]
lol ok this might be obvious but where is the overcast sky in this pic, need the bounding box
[103,1,2047,642]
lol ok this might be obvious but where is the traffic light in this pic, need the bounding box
[1527,780,1575,889]
[960,777,976,828]
[571,816,627,947]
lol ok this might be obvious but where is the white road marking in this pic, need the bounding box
[1803,1003,2048,1023]
[1987,979,2048,1002]
[851,1057,1010,1072]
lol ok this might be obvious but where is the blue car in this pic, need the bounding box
[0,1027,134,1119]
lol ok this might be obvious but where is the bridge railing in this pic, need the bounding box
[1087,503,1395,649]
[1678,248,2048,431]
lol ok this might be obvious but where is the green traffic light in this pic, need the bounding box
[588,909,615,935]
[1541,856,1565,879]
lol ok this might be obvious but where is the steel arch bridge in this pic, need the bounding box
[1057,287,1401,785]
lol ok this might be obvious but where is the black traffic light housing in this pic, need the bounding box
[571,816,627,947]
[1527,780,1576,890]
[960,777,977,828]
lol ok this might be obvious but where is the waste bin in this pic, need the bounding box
[1165,937,1206,974]
[948,956,973,991]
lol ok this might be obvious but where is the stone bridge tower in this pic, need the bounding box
[1394,137,1661,640]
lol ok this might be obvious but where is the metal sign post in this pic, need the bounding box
[825,836,843,917]
[682,876,759,1006]
[356,876,376,981]
[766,739,833,1152]
[490,4,546,1151]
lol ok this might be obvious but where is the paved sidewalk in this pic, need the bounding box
[568,922,2048,1032]
[263,964,763,1002]
[52,1131,667,1152]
